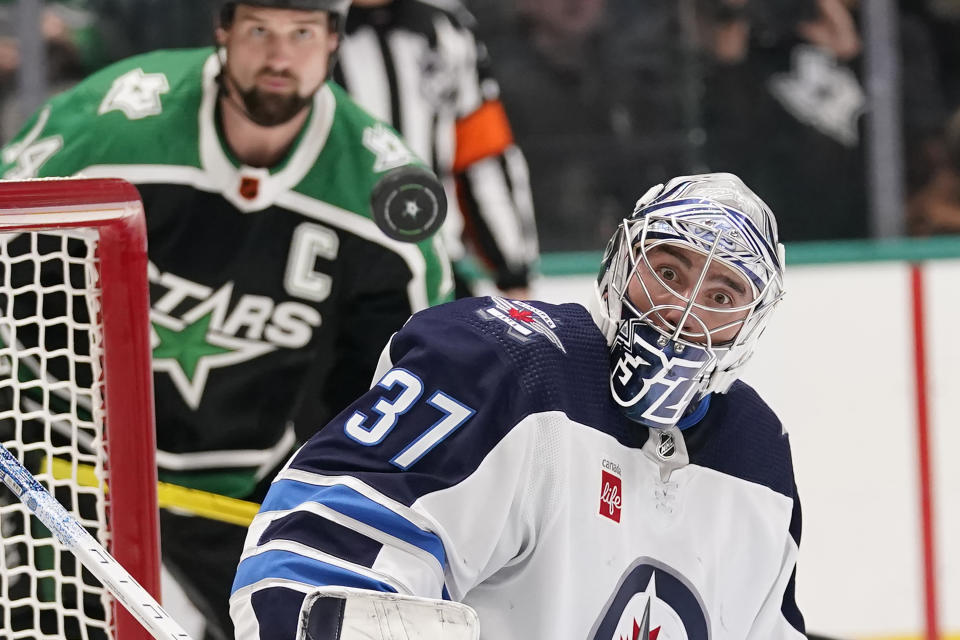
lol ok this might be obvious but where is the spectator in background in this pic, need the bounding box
[701,0,947,242]
[336,0,540,298]
[904,0,960,235]
[908,104,960,233]
[478,0,699,252]
[916,0,960,108]
[85,0,217,59]
[700,0,868,242]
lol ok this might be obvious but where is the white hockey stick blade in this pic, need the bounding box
[0,443,194,640]
[296,586,479,640]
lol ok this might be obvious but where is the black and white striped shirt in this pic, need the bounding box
[335,0,539,291]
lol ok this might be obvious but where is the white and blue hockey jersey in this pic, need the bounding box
[230,297,806,639]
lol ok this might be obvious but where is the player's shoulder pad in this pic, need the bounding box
[1,48,210,179]
[314,82,427,214]
[685,380,796,499]
[68,48,208,116]
[328,84,421,167]
[391,296,613,419]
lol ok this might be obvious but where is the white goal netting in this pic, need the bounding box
[0,229,115,640]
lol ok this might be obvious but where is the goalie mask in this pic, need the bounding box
[594,173,785,429]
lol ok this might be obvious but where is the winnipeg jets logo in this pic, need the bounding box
[363,123,416,172]
[98,68,170,120]
[620,597,658,640]
[589,559,709,640]
[480,297,566,353]
[768,44,865,147]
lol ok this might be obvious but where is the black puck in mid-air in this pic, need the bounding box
[370,165,447,243]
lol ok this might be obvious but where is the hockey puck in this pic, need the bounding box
[370,166,447,243]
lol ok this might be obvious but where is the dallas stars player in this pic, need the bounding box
[0,1,452,637]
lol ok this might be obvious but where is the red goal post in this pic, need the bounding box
[0,178,159,640]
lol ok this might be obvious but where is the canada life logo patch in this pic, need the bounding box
[589,559,710,640]
[600,469,622,523]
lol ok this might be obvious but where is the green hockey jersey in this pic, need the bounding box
[0,47,453,497]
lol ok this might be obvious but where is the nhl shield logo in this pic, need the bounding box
[589,559,709,640]
[656,432,676,459]
[239,176,259,200]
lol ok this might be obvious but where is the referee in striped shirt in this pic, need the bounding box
[336,0,540,297]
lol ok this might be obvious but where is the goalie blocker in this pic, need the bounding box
[295,587,478,640]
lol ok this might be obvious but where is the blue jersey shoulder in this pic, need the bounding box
[393,296,625,427]
[290,297,635,505]
[686,380,797,499]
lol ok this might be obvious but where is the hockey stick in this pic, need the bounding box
[0,443,194,640]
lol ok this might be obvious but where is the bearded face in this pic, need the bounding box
[232,69,315,126]
[217,6,338,127]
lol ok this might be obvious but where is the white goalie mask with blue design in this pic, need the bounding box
[593,173,785,429]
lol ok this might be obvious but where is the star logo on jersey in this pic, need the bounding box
[589,560,708,640]
[98,68,170,120]
[151,310,276,409]
[363,123,416,172]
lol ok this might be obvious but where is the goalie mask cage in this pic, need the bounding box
[0,178,159,640]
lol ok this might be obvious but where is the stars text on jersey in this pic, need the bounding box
[149,264,321,408]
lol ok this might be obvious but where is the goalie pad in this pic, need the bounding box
[296,586,479,640]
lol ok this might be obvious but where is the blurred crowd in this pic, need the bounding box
[3,0,960,250]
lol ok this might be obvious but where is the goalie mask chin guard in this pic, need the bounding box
[596,173,785,429]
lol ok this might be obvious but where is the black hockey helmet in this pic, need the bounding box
[217,0,351,85]
[218,0,351,37]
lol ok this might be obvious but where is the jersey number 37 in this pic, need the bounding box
[344,368,475,470]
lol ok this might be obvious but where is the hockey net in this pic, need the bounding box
[0,178,158,640]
